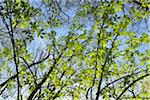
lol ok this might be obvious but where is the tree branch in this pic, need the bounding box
[116,74,150,100]
[99,70,144,94]
[0,50,51,89]
[27,32,73,99]
[96,33,119,100]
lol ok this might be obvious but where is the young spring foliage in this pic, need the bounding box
[0,0,149,99]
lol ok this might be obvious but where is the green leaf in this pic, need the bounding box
[20,21,28,28]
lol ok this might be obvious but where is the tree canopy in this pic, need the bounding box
[0,0,150,99]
